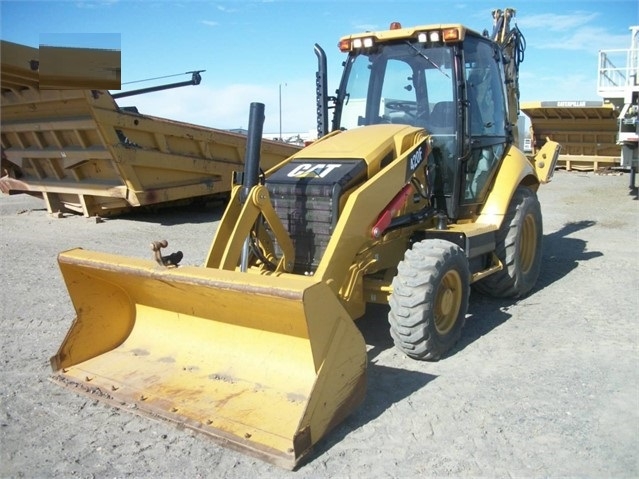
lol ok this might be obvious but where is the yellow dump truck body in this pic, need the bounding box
[1,40,300,217]
[521,101,619,171]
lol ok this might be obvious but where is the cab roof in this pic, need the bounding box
[339,23,483,43]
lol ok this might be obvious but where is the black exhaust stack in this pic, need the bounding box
[314,44,329,139]
[240,102,265,204]
[239,102,265,272]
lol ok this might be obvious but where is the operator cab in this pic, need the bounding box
[328,24,510,219]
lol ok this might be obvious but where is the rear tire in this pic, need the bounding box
[474,186,542,298]
[388,239,470,361]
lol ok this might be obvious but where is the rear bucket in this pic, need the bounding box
[51,249,367,469]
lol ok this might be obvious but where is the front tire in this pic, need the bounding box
[388,239,470,361]
[474,186,543,298]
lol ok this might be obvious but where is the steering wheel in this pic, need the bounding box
[385,100,417,118]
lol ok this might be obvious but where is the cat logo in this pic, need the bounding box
[287,163,342,178]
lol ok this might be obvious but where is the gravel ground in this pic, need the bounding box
[0,169,637,478]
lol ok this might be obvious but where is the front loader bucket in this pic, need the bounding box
[51,249,367,469]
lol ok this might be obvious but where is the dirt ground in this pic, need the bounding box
[0,169,637,478]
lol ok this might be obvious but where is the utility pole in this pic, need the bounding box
[279,83,286,141]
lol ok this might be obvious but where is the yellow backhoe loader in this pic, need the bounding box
[51,9,560,470]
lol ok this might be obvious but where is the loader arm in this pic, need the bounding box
[202,123,431,321]
[206,124,431,293]
[313,131,431,290]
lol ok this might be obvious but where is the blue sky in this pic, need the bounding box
[1,0,637,134]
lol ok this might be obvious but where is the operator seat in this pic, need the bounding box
[429,101,455,132]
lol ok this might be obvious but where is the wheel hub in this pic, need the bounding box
[440,289,454,316]
[520,213,538,274]
[435,270,462,335]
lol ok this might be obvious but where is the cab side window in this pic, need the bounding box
[465,40,507,138]
[463,38,508,203]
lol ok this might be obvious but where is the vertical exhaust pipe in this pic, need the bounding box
[314,44,329,138]
[241,102,265,202]
[240,102,265,271]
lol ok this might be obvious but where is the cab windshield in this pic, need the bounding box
[337,43,456,133]
[334,37,509,214]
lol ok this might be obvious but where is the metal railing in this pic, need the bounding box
[597,27,639,98]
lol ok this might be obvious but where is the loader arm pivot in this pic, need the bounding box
[208,184,295,273]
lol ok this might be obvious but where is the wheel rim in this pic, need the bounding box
[520,213,538,274]
[434,270,462,335]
